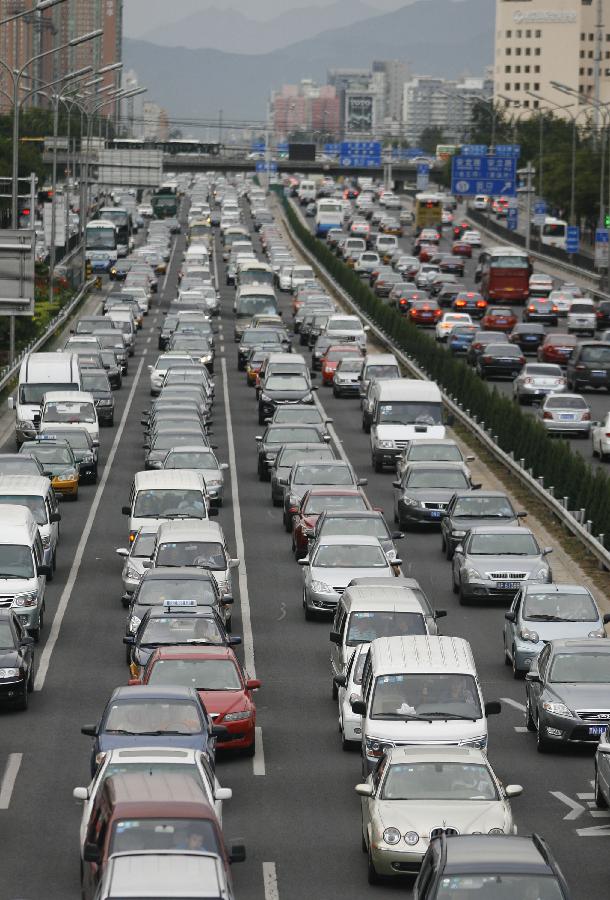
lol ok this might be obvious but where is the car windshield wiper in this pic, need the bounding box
[104,728,139,735]
[376,711,433,722]
[134,729,197,736]
[0,573,31,579]
[421,711,479,721]
[526,614,567,622]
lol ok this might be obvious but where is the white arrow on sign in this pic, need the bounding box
[550,791,585,821]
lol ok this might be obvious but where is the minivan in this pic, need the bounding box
[0,476,60,578]
[9,351,82,446]
[38,390,100,445]
[0,504,51,640]
[122,470,215,542]
[360,353,401,401]
[567,299,597,337]
[353,635,500,774]
[370,380,447,471]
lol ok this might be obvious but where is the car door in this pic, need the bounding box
[505,590,522,656]
[529,643,550,716]
[598,726,610,799]
[363,753,388,847]
[330,604,347,678]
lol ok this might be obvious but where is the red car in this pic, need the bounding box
[452,241,473,258]
[131,644,260,755]
[292,487,372,559]
[396,288,428,315]
[417,243,437,263]
[409,300,442,326]
[537,333,578,364]
[481,306,518,332]
[321,344,364,386]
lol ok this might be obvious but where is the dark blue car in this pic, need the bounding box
[448,325,478,354]
[81,685,227,776]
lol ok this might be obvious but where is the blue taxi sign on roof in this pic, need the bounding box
[163,598,197,609]
[35,434,57,441]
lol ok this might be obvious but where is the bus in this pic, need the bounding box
[541,217,567,251]
[99,207,133,258]
[314,199,343,236]
[414,192,444,230]
[85,220,117,272]
[476,246,532,304]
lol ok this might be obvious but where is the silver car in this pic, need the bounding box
[452,525,552,605]
[299,535,400,620]
[161,445,228,506]
[503,583,609,677]
[513,363,566,405]
[538,392,591,436]
[116,526,158,606]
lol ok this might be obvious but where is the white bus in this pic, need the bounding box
[540,217,567,251]
[85,220,118,272]
[314,199,343,236]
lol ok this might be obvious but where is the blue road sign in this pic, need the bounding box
[251,140,265,151]
[276,141,288,152]
[255,161,277,173]
[416,163,430,191]
[495,144,521,158]
[566,225,580,253]
[534,201,547,215]
[340,156,381,167]
[596,228,609,244]
[506,207,518,231]
[340,141,381,160]
[451,155,517,197]
[324,143,340,154]
[461,144,488,156]
[405,147,424,158]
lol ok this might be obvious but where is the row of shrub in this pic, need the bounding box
[279,192,610,546]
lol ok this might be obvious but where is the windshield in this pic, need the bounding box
[406,469,468,489]
[312,543,387,568]
[156,357,194,371]
[277,448,333,468]
[490,255,529,269]
[140,615,223,647]
[453,497,513,518]
[0,544,35,579]
[371,673,482,720]
[381,762,498,801]
[156,541,226,570]
[545,396,587,409]
[550,652,610,683]
[581,346,610,363]
[19,383,79,405]
[523,591,598,622]
[378,401,443,426]
[25,445,73,466]
[436,875,563,899]
[242,331,281,345]
[133,489,205,519]
[43,401,95,424]
[328,320,361,331]
[468,533,539,555]
[305,494,366,514]
[266,375,309,391]
[0,495,46,526]
[347,611,425,646]
[0,622,14,648]
[337,359,363,372]
[326,349,360,362]
[320,517,388,541]
[86,227,115,250]
[267,427,320,444]
[408,444,461,463]
[152,434,206,451]
[275,409,323,424]
[81,374,109,392]
[148,658,242,691]
[164,451,218,470]
[104,698,203,736]
[137,578,216,607]
[295,465,352,485]
[241,270,274,287]
[237,298,278,317]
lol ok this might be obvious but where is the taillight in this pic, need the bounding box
[583,412,592,421]
[483,355,492,363]
[528,305,535,312]
[576,364,586,371]
[543,411,553,419]
[400,298,407,306]
[476,300,486,308]
[605,432,610,437]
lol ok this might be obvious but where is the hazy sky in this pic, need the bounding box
[123,0,413,34]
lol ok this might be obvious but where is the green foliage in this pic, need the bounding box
[419,126,446,154]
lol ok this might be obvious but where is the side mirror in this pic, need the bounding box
[141,559,152,569]
[20,635,34,646]
[254,435,263,442]
[229,842,246,864]
[72,786,89,801]
[465,455,475,462]
[597,741,610,753]
[81,724,97,736]
[221,594,234,606]
[127,678,142,686]
[220,463,229,470]
[543,547,553,555]
[454,544,464,554]
[325,418,334,424]
[484,700,501,716]
[37,564,51,577]
[334,674,347,688]
[228,635,242,646]
[446,413,455,426]
[391,531,404,540]
[215,786,233,801]
[603,613,610,625]
[434,609,447,619]
[504,784,523,798]
[115,548,129,558]
[122,636,135,645]
[83,843,102,865]
[525,669,540,683]
[330,630,341,645]
[121,506,131,515]
[7,396,15,410]
[471,482,482,490]
[355,783,374,797]
[357,478,368,486]
[392,481,401,489]
[278,477,288,487]
[350,698,367,716]
[229,558,240,568]
[50,512,61,523]
[393,558,402,566]
[246,678,261,691]
[323,435,331,443]
[505,611,516,622]
[297,557,309,566]
[208,507,219,517]
[517,511,528,518]
[212,724,229,739]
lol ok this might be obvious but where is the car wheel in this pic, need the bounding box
[257,459,266,482]
[361,827,368,853]
[373,455,383,473]
[458,585,469,606]
[595,768,608,809]
[525,694,536,731]
[367,848,381,885]
[512,648,524,680]
[452,570,459,594]
[333,387,339,398]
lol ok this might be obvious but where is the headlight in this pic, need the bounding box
[17,419,33,428]
[365,736,393,758]
[542,701,573,718]
[223,710,252,722]
[404,831,419,846]
[452,530,466,538]
[13,591,38,607]
[311,580,335,594]
[302,393,313,403]
[206,477,222,487]
[589,628,607,638]
[41,534,51,548]
[465,567,483,580]
[378,440,396,449]
[129,616,141,634]
[519,627,540,643]
[383,828,401,846]
[56,469,77,481]
[532,567,549,581]
[401,496,420,507]
[98,399,113,406]
[0,668,20,679]
[488,828,505,835]
[125,565,141,581]
[459,734,487,749]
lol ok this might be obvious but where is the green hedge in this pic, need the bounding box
[279,193,610,546]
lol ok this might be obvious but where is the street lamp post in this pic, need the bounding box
[0,0,65,28]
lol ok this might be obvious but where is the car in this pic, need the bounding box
[437,254,464,276]
[451,240,472,258]
[19,438,80,499]
[309,509,403,563]
[321,344,363,387]
[270,443,336,508]
[80,685,226,777]
[566,340,610,391]
[80,368,115,426]
[452,291,487,319]
[549,289,576,317]
[476,343,525,380]
[38,425,99,484]
[257,372,316,424]
[130,644,260,755]
[567,299,597,336]
[357,746,521,882]
[595,299,610,330]
[395,288,429,315]
[504,583,609,678]
[299,535,400,620]
[592,411,610,461]
[336,642,368,750]
[413,833,570,899]
[435,312,472,342]
[255,423,330,481]
[0,454,45,477]
[452,525,552,605]
[513,363,566,405]
[290,485,371,555]
[441,490,525,560]
[461,229,481,247]
[116,526,157,606]
[537,332,577,365]
[481,306,518,332]
[523,297,558,325]
[393,462,478,530]
[529,273,554,298]
[466,331,508,367]
[538,392,591,436]
[332,357,363,397]
[408,299,442,327]
[448,324,478,354]
[281,459,365,532]
[525,638,610,752]
[396,438,473,482]
[0,609,35,710]
[509,322,546,353]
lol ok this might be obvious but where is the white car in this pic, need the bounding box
[548,290,574,317]
[415,265,440,289]
[538,392,592,436]
[473,195,489,210]
[148,352,195,395]
[356,746,522,882]
[592,412,610,461]
[567,299,597,336]
[529,273,554,298]
[435,312,473,341]
[336,643,368,750]
[462,229,482,247]
[115,525,157,605]
[72,747,232,859]
[138,203,153,217]
[278,266,294,291]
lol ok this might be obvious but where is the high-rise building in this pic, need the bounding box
[495,0,610,116]
[373,59,410,125]
[0,2,55,112]
[271,81,340,139]
[402,76,489,144]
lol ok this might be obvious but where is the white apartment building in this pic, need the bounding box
[495,0,610,116]
[402,76,488,143]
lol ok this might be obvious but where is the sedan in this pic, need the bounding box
[116,527,157,606]
[513,363,566,405]
[524,298,558,325]
[452,241,472,258]
[509,323,546,353]
[435,312,473,342]
[309,509,404,563]
[357,746,521,882]
[549,290,575,317]
[539,393,592,437]
[592,412,610,461]
[299,535,400,620]
[409,300,441,327]
[504,583,609,678]
[453,291,487,319]
[466,331,508,367]
[441,490,525,560]
[270,444,336,507]
[481,306,517,333]
[393,462,478,529]
[476,344,525,380]
[336,642,368,750]
[290,485,371,555]
[529,273,554,298]
[333,358,364,397]
[525,638,610,752]
[452,526,552,605]
[321,344,363,387]
[448,324,478,355]
[396,289,429,315]
[258,373,316,424]
[0,609,34,710]
[537,332,578,365]
[255,423,330,480]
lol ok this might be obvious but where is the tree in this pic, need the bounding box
[419,126,446,154]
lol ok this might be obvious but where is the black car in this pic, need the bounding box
[255,423,331,481]
[237,330,286,371]
[0,609,35,710]
[81,369,115,426]
[437,284,466,309]
[509,322,546,353]
[109,259,132,281]
[437,254,465,276]
[476,343,525,379]
[566,341,610,391]
[144,427,210,470]
[596,299,610,330]
[257,373,316,425]
[452,290,487,319]
[441,490,525,559]
[524,297,559,325]
[125,566,229,635]
[413,833,569,899]
[99,350,123,389]
[158,314,179,350]
[39,425,98,484]
[95,332,129,375]
[466,331,509,367]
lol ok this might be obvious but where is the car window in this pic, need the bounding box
[467,533,539,555]
[523,591,598,622]
[305,494,366,514]
[136,578,216,607]
[549,652,610,683]
[312,544,387,568]
[381,762,498,801]
[147,658,241,691]
[104,699,203,735]
[406,469,468,489]
[295,465,353,486]
[133,489,205,518]
[156,541,226,570]
[346,611,426,646]
[140,615,223,646]
[371,673,481,720]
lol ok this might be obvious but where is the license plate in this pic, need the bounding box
[589,726,607,736]
[525,336,537,341]
[429,510,441,519]
[498,581,519,590]
[592,370,607,377]
[559,414,575,420]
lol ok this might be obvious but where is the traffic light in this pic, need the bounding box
[605,214,610,228]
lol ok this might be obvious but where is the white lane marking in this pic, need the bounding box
[163,237,179,292]
[501,696,526,713]
[34,355,146,690]
[312,393,349,464]
[220,356,255,679]
[579,792,595,800]
[576,824,610,836]
[551,791,585,821]
[146,336,151,344]
[220,342,225,353]
[212,241,220,287]
[514,726,528,733]
[253,726,265,776]
[0,753,22,809]
[262,862,279,900]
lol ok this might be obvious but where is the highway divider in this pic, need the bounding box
[276,190,610,566]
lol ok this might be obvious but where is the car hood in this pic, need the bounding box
[546,682,610,709]
[0,649,21,667]
[465,554,545,574]
[375,799,509,835]
[405,487,464,502]
[262,389,312,401]
[0,577,36,596]
[377,424,446,441]
[449,515,518,531]
[309,565,394,588]
[197,689,249,720]
[98,733,208,756]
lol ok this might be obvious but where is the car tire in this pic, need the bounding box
[458,586,469,606]
[595,769,608,809]
[362,420,370,434]
[27,665,34,693]
[536,720,552,753]
[367,848,381,885]
[361,828,368,853]
[452,570,459,594]
[373,454,383,473]
[257,459,267,482]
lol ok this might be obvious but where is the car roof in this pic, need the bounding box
[155,520,224,542]
[104,772,213,816]
[521,583,592,595]
[104,851,224,899]
[0,475,51,495]
[442,834,554,875]
[404,461,469,471]
[314,534,385,547]
[387,745,486,765]
[466,525,533,535]
[548,637,610,653]
[150,644,235,661]
[42,390,93,402]
[370,635,476,676]
[110,685,202,701]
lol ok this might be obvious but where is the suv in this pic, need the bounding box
[566,341,610,391]
[413,833,569,899]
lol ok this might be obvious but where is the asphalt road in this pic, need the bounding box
[0,189,607,900]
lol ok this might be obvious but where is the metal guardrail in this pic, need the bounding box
[277,198,610,573]
[0,277,94,393]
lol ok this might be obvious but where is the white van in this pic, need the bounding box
[0,504,51,640]
[0,476,61,578]
[233,285,279,339]
[360,353,401,401]
[9,351,82,446]
[370,379,446,471]
[354,635,501,774]
[323,314,369,349]
[297,179,317,205]
[567,298,597,336]
[38,391,99,445]
[375,234,398,259]
[122,470,216,543]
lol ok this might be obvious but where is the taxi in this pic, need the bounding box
[19,436,80,499]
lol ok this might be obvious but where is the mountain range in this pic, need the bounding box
[123,0,494,122]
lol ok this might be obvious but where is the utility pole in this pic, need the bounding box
[517,164,536,252]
